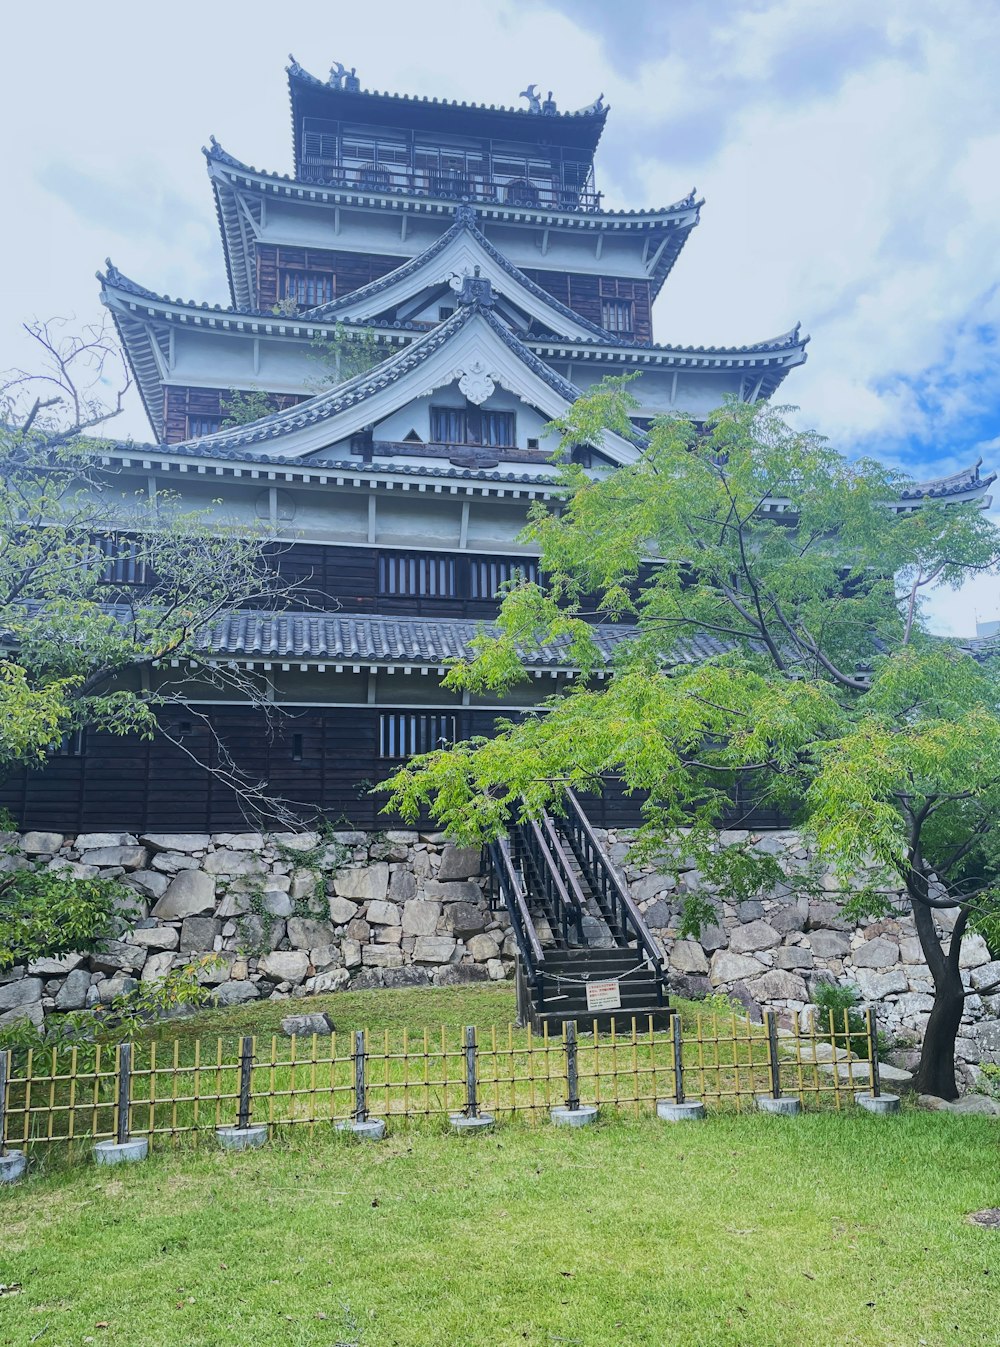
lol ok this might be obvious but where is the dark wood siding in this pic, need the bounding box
[0,707,506,833]
[269,543,538,620]
[162,387,306,445]
[520,269,653,343]
[254,245,402,309]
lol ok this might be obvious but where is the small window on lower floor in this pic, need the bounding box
[49,728,85,757]
[379,713,457,759]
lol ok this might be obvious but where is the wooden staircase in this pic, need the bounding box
[486,790,673,1033]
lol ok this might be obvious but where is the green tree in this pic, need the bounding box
[1,318,303,819]
[383,386,1000,1099]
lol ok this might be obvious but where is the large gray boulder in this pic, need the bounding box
[852,936,899,968]
[328,894,360,925]
[55,968,92,1011]
[437,844,482,881]
[367,900,401,927]
[808,930,850,958]
[129,926,180,951]
[401,899,441,936]
[413,935,457,963]
[28,953,86,976]
[203,849,263,877]
[729,920,782,954]
[361,945,403,969]
[258,950,310,984]
[669,941,709,975]
[89,942,148,975]
[709,951,767,985]
[281,1012,334,1037]
[153,870,216,919]
[20,831,63,854]
[286,917,336,949]
[179,917,221,953]
[0,977,43,1013]
[744,969,809,1003]
[213,979,260,1006]
[141,833,212,854]
[422,880,481,904]
[440,903,486,938]
[78,846,148,870]
[333,864,389,903]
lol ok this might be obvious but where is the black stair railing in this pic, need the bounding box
[485,836,545,997]
[558,789,669,1005]
[511,818,585,946]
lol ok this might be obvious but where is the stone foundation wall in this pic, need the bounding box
[1,826,998,1082]
[594,827,1000,1083]
[0,829,514,1032]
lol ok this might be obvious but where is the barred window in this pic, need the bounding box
[430,406,515,447]
[469,557,539,599]
[601,299,634,334]
[49,728,85,758]
[280,269,335,306]
[378,553,457,598]
[379,713,457,759]
[187,415,221,438]
[92,534,150,587]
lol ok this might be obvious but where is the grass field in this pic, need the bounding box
[2,1108,998,1347]
[1,985,999,1346]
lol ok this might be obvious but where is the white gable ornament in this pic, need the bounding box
[457,360,496,405]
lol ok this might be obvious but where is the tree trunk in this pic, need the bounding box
[913,968,964,1099]
[909,888,963,1100]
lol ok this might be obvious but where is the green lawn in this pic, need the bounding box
[1,1109,998,1347]
[1,985,998,1346]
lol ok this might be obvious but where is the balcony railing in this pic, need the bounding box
[297,160,602,212]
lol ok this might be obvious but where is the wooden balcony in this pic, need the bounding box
[297,160,603,212]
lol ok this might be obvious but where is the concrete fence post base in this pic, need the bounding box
[856,1092,901,1115]
[216,1125,267,1151]
[657,1100,706,1122]
[755,1095,801,1117]
[550,1104,599,1128]
[93,1138,149,1166]
[335,1118,387,1140]
[449,1112,495,1133]
[0,1150,27,1184]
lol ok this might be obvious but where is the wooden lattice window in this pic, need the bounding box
[469,557,540,599]
[379,713,457,759]
[378,554,457,598]
[601,299,634,334]
[280,270,335,306]
[187,415,221,438]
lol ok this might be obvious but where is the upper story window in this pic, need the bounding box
[48,727,85,758]
[281,270,334,307]
[469,558,540,599]
[187,415,221,438]
[378,553,457,598]
[92,534,150,587]
[601,299,634,335]
[430,406,515,448]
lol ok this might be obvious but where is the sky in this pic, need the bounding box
[1,0,998,634]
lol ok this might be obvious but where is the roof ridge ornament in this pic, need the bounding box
[454,202,477,226]
[519,83,541,113]
[455,265,496,310]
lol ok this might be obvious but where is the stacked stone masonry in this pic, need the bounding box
[1,827,997,1083]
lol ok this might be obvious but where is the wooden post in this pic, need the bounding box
[237,1036,254,1131]
[672,1015,685,1105]
[565,1021,580,1111]
[765,1011,781,1101]
[865,1007,882,1099]
[353,1030,368,1123]
[464,1025,478,1118]
[116,1043,132,1146]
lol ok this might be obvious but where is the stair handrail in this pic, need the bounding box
[487,835,544,986]
[539,816,589,909]
[562,789,669,996]
[523,818,585,945]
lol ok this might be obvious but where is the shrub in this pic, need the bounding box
[810,981,890,1060]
